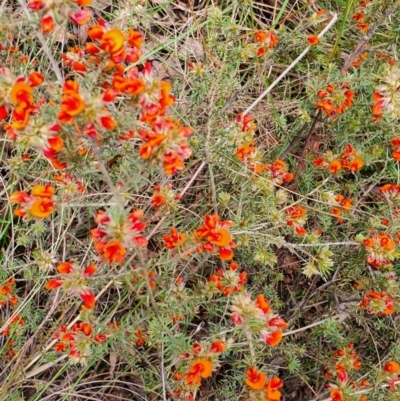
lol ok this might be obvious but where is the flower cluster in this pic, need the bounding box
[350,51,368,69]
[325,344,368,401]
[236,141,261,170]
[45,261,97,310]
[314,144,363,174]
[0,69,65,166]
[233,115,293,183]
[331,194,353,223]
[235,113,257,133]
[133,329,146,346]
[27,0,92,34]
[262,159,293,185]
[81,23,143,71]
[10,184,56,219]
[244,367,283,401]
[352,1,370,33]
[333,344,361,371]
[363,232,395,268]
[233,114,261,170]
[138,117,193,175]
[91,209,147,264]
[207,262,247,296]
[360,290,395,316]
[255,31,279,56]
[51,24,192,175]
[6,120,65,168]
[173,340,227,398]
[379,183,400,203]
[163,228,186,249]
[231,293,287,347]
[58,80,116,137]
[285,205,308,236]
[151,184,181,210]
[195,214,236,261]
[376,51,396,66]
[316,83,354,118]
[372,66,400,122]
[0,278,18,306]
[0,68,43,125]
[54,173,85,199]
[390,137,400,162]
[0,314,25,337]
[53,322,107,365]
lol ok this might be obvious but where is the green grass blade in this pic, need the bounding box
[329,0,355,62]
[274,0,291,25]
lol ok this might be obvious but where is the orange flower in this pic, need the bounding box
[353,12,364,22]
[0,105,8,121]
[60,90,85,117]
[385,361,400,374]
[45,279,63,289]
[28,72,44,87]
[27,0,45,11]
[331,208,343,223]
[69,9,91,25]
[261,329,283,347]
[31,184,55,198]
[330,388,344,401]
[391,137,400,161]
[91,209,147,264]
[101,28,125,53]
[11,107,30,130]
[10,184,55,218]
[255,31,268,42]
[381,235,395,251]
[88,24,104,40]
[195,214,235,260]
[335,195,352,211]
[163,228,186,249]
[349,157,363,172]
[10,82,33,108]
[286,206,307,235]
[219,246,234,261]
[255,31,279,48]
[357,23,369,32]
[80,290,95,310]
[307,35,319,45]
[0,279,18,306]
[210,340,226,353]
[245,367,266,390]
[266,377,283,401]
[99,240,126,264]
[99,115,117,130]
[29,198,55,218]
[186,359,213,385]
[255,294,271,314]
[41,14,55,33]
[263,159,294,184]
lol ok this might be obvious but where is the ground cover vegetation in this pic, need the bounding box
[1,0,400,400]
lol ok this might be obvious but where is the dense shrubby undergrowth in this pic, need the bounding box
[1,0,400,400]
